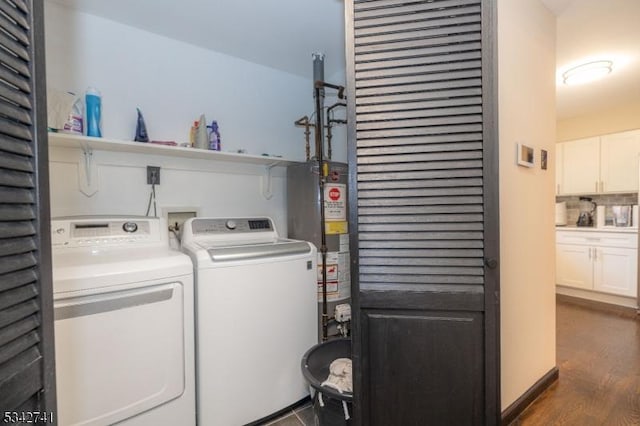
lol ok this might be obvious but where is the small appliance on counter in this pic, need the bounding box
[576,197,596,227]
[596,205,605,228]
[555,201,567,226]
[611,205,632,227]
[597,205,639,228]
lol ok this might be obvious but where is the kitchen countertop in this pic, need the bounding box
[556,226,638,234]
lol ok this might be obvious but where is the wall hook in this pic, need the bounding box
[78,147,99,197]
[260,163,278,200]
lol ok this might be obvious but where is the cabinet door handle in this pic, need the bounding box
[600,181,604,192]
[595,181,599,192]
[588,247,592,259]
[594,248,597,261]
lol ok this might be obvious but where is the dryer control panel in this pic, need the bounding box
[51,217,161,247]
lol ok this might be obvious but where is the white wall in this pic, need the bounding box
[498,0,557,410]
[557,99,640,141]
[45,2,312,158]
[44,2,323,235]
[48,148,289,236]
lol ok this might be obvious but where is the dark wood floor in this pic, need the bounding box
[515,300,640,425]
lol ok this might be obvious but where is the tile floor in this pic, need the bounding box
[261,401,315,426]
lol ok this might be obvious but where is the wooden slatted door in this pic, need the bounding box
[346,0,499,424]
[0,0,56,416]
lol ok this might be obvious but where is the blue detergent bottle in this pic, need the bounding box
[85,87,102,137]
[208,121,221,151]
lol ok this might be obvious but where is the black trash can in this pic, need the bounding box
[301,339,352,426]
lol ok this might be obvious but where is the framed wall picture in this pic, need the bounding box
[517,143,534,168]
[541,149,548,170]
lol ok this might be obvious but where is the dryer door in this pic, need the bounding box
[54,280,185,426]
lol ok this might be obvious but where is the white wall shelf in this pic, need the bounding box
[48,132,299,199]
[47,132,300,167]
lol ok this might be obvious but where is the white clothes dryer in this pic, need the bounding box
[181,217,317,426]
[51,216,195,426]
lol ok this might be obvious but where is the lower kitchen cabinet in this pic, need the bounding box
[594,246,638,297]
[556,244,593,290]
[556,230,638,298]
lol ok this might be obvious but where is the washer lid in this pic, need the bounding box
[53,247,193,295]
[207,240,312,262]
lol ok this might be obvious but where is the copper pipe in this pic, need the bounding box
[326,102,347,161]
[294,116,316,161]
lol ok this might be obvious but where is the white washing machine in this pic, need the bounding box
[181,217,317,426]
[51,216,195,426]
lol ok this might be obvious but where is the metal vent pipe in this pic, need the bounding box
[312,52,325,160]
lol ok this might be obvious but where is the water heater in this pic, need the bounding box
[287,161,350,340]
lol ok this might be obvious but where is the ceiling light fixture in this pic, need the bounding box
[562,60,613,85]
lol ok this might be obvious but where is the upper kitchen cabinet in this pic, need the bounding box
[600,129,640,193]
[557,129,640,195]
[558,136,599,194]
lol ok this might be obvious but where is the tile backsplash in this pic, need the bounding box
[556,193,638,226]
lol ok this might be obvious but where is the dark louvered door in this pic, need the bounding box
[346,0,499,424]
[0,0,56,417]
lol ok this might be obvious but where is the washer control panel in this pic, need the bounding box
[191,218,273,235]
[51,217,161,247]
[182,217,280,247]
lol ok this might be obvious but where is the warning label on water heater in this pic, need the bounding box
[317,251,351,302]
[324,183,347,221]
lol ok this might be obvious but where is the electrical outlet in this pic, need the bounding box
[147,166,161,185]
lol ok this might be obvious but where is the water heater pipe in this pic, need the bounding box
[314,82,345,342]
[313,53,325,160]
[294,116,315,161]
[314,82,329,341]
[326,102,346,160]
[312,53,345,341]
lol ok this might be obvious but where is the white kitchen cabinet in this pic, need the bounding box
[593,246,638,297]
[556,129,640,195]
[556,244,593,289]
[558,137,600,194]
[600,129,640,193]
[556,230,638,298]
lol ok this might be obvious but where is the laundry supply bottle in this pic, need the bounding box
[134,108,149,142]
[208,120,221,151]
[85,87,102,137]
[62,93,83,135]
[189,121,198,147]
[194,114,209,149]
